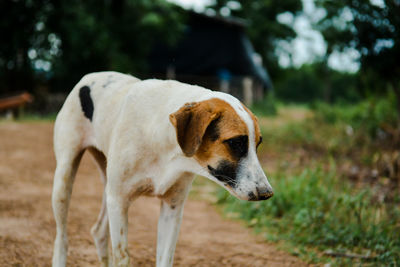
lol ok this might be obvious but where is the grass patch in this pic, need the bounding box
[217,97,400,265]
[19,112,57,121]
[0,112,57,122]
[251,92,278,117]
[312,91,398,138]
[261,118,357,157]
[216,168,400,266]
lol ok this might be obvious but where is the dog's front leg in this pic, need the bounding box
[156,175,193,267]
[106,185,130,267]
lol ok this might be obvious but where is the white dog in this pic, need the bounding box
[52,71,273,267]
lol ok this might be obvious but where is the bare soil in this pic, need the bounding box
[0,122,307,267]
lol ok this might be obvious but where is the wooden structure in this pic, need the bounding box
[0,92,33,117]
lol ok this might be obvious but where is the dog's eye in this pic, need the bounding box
[223,135,248,159]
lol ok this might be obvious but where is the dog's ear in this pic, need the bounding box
[170,101,220,157]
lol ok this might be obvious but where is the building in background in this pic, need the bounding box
[148,11,273,105]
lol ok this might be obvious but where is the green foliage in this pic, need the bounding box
[260,115,351,157]
[18,112,57,122]
[207,0,303,78]
[0,0,185,94]
[313,91,398,137]
[275,63,360,103]
[47,0,185,92]
[250,92,277,116]
[315,0,400,103]
[275,65,325,102]
[217,102,400,265]
[217,168,400,265]
[0,0,49,93]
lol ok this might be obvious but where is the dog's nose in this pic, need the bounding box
[257,187,274,200]
[248,187,274,201]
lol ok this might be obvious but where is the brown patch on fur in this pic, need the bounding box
[241,104,262,146]
[159,173,193,208]
[117,243,129,260]
[128,178,154,201]
[119,155,161,184]
[170,98,253,167]
[170,101,219,157]
[193,99,248,167]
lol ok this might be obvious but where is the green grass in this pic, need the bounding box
[217,96,400,266]
[312,90,398,138]
[0,112,57,122]
[216,167,400,266]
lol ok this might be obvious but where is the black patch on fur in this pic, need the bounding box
[204,117,220,142]
[208,160,237,188]
[79,86,94,121]
[248,191,257,201]
[224,135,248,159]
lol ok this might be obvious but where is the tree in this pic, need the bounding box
[45,0,185,92]
[0,0,184,95]
[315,0,400,115]
[0,0,49,94]
[206,0,303,79]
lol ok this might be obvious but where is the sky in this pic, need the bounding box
[166,0,361,73]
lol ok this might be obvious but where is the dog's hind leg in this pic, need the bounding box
[52,147,84,267]
[88,147,110,267]
[106,179,131,266]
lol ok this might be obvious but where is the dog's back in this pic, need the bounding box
[54,71,214,158]
[54,72,139,154]
[56,71,139,122]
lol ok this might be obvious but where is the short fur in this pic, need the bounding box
[52,71,273,267]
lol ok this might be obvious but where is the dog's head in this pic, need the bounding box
[170,96,273,201]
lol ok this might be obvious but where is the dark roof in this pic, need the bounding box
[188,11,248,28]
[149,11,272,89]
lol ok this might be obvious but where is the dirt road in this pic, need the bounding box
[0,122,306,266]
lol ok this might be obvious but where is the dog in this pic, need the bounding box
[52,71,273,267]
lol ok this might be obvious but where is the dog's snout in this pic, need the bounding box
[248,187,274,201]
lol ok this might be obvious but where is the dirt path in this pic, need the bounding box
[0,122,306,267]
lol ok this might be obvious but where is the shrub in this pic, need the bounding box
[313,91,398,138]
[251,92,277,116]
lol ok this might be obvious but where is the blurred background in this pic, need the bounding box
[1,0,399,265]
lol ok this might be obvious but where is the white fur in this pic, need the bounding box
[51,71,272,267]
